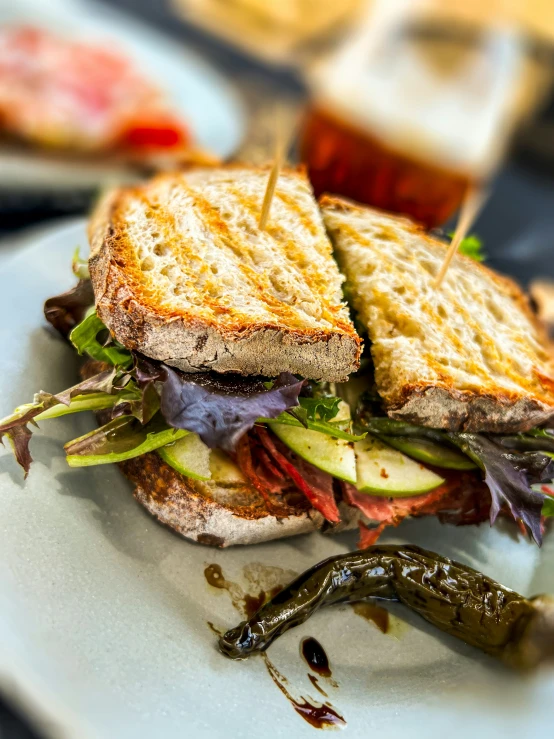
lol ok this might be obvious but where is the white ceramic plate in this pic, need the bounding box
[1,221,554,739]
[0,0,244,190]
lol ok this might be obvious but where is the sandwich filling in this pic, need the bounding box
[2,264,554,547]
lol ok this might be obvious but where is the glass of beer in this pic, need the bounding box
[300,0,545,229]
[300,105,471,229]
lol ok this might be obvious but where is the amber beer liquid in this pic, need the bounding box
[300,106,471,229]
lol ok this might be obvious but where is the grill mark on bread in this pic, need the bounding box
[155,184,267,316]
[88,167,361,381]
[276,190,320,238]
[223,183,342,326]
[225,184,314,270]
[176,179,324,327]
[322,195,554,431]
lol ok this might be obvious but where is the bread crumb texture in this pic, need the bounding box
[89,166,360,381]
[321,196,554,432]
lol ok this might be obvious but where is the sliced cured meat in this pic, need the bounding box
[344,472,490,546]
[255,427,341,523]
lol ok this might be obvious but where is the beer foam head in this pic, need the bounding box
[309,0,531,177]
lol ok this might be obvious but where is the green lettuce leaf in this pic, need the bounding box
[64,414,188,467]
[261,412,365,441]
[0,369,121,475]
[34,392,122,420]
[449,233,485,262]
[293,396,342,423]
[542,492,554,517]
[72,247,90,280]
[111,382,161,425]
[70,311,132,368]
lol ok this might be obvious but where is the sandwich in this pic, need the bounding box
[320,196,554,546]
[1,165,363,546]
[2,165,554,548]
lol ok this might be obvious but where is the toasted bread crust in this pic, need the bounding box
[321,195,554,433]
[88,167,361,381]
[119,452,361,547]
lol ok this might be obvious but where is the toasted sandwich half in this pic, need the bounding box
[319,195,554,546]
[89,166,360,381]
[2,165,368,547]
[320,196,554,432]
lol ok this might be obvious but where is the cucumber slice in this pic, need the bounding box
[209,449,245,483]
[158,434,211,481]
[354,436,444,496]
[380,436,476,470]
[269,422,356,483]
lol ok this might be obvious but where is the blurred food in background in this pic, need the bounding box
[299,0,554,228]
[172,0,365,66]
[0,0,249,232]
[0,25,192,168]
[173,0,554,229]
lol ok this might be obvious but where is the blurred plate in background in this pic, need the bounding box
[0,0,245,193]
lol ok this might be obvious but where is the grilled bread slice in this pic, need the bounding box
[120,452,360,547]
[83,363,359,547]
[321,196,554,433]
[88,165,361,381]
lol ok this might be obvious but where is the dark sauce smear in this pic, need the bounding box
[207,621,223,637]
[205,563,226,589]
[263,653,346,730]
[244,586,287,620]
[307,674,328,698]
[301,637,332,678]
[352,601,390,633]
[204,564,285,620]
[205,564,345,728]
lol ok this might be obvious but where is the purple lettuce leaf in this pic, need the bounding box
[44,279,94,338]
[54,368,119,405]
[448,432,554,545]
[132,354,167,387]
[160,369,305,452]
[109,354,163,424]
[6,425,33,476]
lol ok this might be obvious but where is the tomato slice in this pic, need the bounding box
[119,117,190,150]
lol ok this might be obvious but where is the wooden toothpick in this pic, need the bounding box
[258,110,285,231]
[434,185,488,289]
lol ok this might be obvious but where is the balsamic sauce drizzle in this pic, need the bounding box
[301,637,332,678]
[205,564,346,729]
[263,653,345,730]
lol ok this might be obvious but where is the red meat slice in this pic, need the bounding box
[255,427,341,523]
[343,472,490,547]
